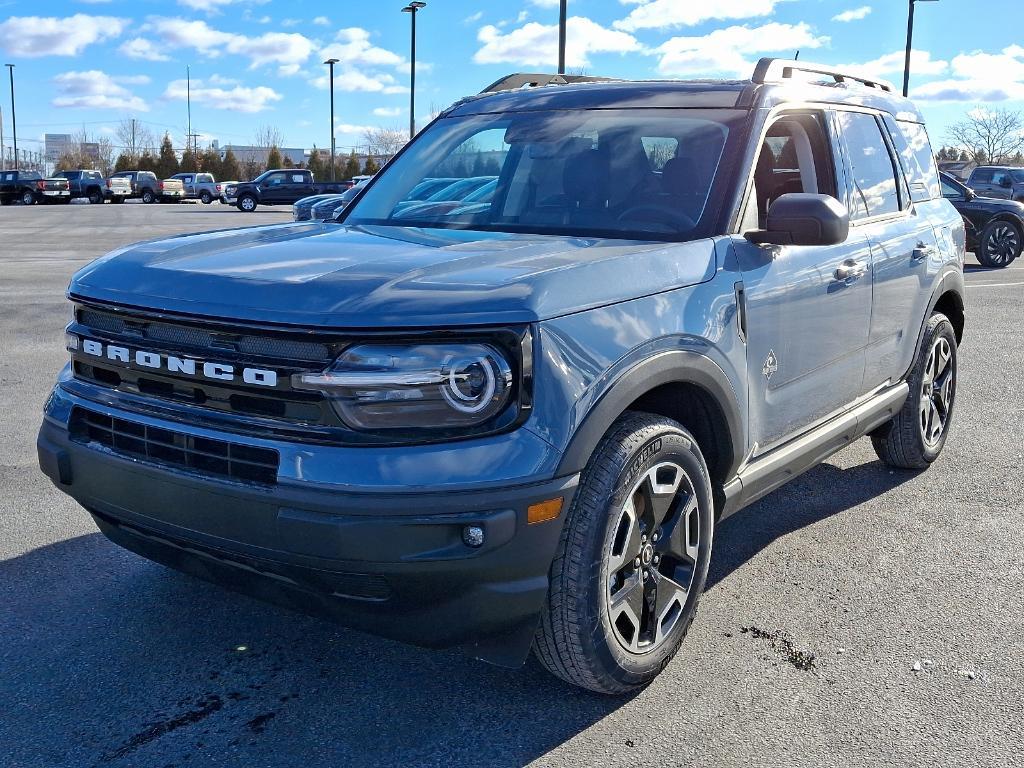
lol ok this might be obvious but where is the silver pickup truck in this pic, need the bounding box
[170,172,234,204]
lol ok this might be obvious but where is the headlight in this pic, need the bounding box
[293,342,516,432]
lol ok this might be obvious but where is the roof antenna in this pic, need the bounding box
[794,50,800,60]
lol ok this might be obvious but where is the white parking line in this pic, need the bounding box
[966,281,1024,288]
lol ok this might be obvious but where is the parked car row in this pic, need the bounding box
[941,171,1024,267]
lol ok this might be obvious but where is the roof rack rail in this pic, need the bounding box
[480,72,617,94]
[751,58,895,93]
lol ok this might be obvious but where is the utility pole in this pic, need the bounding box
[558,0,567,74]
[1,104,5,169]
[131,118,136,159]
[324,58,339,180]
[5,64,17,170]
[186,65,192,157]
[402,2,426,140]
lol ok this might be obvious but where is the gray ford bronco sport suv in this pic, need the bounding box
[38,60,965,694]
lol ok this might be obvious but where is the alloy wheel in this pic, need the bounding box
[604,461,700,655]
[920,335,954,448]
[985,223,1020,265]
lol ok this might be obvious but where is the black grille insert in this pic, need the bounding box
[70,407,279,485]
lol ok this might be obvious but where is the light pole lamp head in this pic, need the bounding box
[323,57,340,66]
[402,1,426,11]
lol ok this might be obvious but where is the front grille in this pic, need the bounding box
[77,307,332,363]
[70,407,279,485]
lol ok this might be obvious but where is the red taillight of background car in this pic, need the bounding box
[216,184,221,192]
[158,181,164,190]
[36,180,45,190]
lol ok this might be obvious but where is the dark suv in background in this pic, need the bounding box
[942,171,1023,267]
[966,166,1024,203]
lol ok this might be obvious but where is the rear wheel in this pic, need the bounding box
[21,190,35,205]
[534,412,714,694]
[977,219,1021,268]
[200,190,213,204]
[872,313,958,469]
[87,188,103,205]
[141,189,156,204]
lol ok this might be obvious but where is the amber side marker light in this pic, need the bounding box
[527,498,563,525]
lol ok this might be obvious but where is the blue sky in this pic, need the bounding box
[0,0,1022,156]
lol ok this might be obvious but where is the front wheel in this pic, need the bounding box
[977,219,1021,268]
[200,191,213,204]
[534,412,714,694]
[871,313,958,469]
[238,195,258,212]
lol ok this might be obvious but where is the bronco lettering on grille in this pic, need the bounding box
[80,338,279,387]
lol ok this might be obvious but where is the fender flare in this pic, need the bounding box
[554,350,745,478]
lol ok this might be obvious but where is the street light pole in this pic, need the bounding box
[402,2,426,140]
[558,0,567,75]
[903,0,939,98]
[324,58,339,180]
[5,64,16,170]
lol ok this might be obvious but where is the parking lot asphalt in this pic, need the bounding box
[1,202,1022,767]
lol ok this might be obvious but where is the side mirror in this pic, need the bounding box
[965,186,977,200]
[745,193,850,247]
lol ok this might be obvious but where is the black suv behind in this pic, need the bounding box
[942,171,1023,267]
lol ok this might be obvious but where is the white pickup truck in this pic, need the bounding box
[169,172,236,204]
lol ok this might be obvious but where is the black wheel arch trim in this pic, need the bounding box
[554,350,745,480]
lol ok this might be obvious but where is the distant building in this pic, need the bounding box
[219,144,306,167]
[44,134,73,162]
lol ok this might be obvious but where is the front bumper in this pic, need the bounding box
[37,384,577,667]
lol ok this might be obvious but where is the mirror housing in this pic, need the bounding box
[746,193,850,247]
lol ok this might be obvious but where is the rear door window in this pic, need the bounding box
[971,168,993,183]
[837,111,901,219]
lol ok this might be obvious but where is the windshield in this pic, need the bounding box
[346,108,742,240]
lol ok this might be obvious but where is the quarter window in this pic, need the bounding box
[884,116,940,202]
[838,111,901,219]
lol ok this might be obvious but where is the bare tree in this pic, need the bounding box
[54,128,115,175]
[947,108,1024,165]
[114,118,156,161]
[362,127,407,162]
[253,125,284,150]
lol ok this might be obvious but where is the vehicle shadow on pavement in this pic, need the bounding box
[707,458,917,589]
[0,531,631,768]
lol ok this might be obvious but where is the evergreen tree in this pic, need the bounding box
[199,147,222,178]
[114,152,133,172]
[1012,151,1024,166]
[180,148,199,173]
[283,156,294,168]
[220,148,241,181]
[266,145,283,172]
[156,133,179,178]
[362,156,380,176]
[307,147,324,180]
[138,151,159,173]
[343,150,361,180]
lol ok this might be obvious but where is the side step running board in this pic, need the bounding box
[719,383,909,520]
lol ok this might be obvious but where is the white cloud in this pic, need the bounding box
[832,6,872,23]
[149,17,315,69]
[52,70,148,111]
[373,106,402,117]
[164,77,282,113]
[911,45,1024,102]
[529,0,561,7]
[655,22,828,77]
[281,18,301,28]
[838,49,946,81]
[320,28,406,69]
[177,0,264,13]
[278,63,302,76]
[0,14,127,57]
[310,69,408,94]
[313,16,331,27]
[475,16,640,68]
[119,37,171,61]
[614,0,783,32]
[464,11,483,24]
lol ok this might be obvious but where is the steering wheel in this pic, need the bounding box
[616,203,695,232]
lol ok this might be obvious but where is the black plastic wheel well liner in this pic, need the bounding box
[555,350,744,485]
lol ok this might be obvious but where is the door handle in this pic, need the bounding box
[834,259,868,281]
[912,243,937,261]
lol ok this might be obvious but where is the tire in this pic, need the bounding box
[21,190,35,206]
[200,190,213,204]
[871,313,958,470]
[976,219,1021,268]
[141,189,155,204]
[238,194,258,212]
[87,188,103,205]
[534,411,714,694]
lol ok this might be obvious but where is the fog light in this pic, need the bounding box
[462,525,485,548]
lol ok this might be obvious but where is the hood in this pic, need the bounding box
[70,223,718,328]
